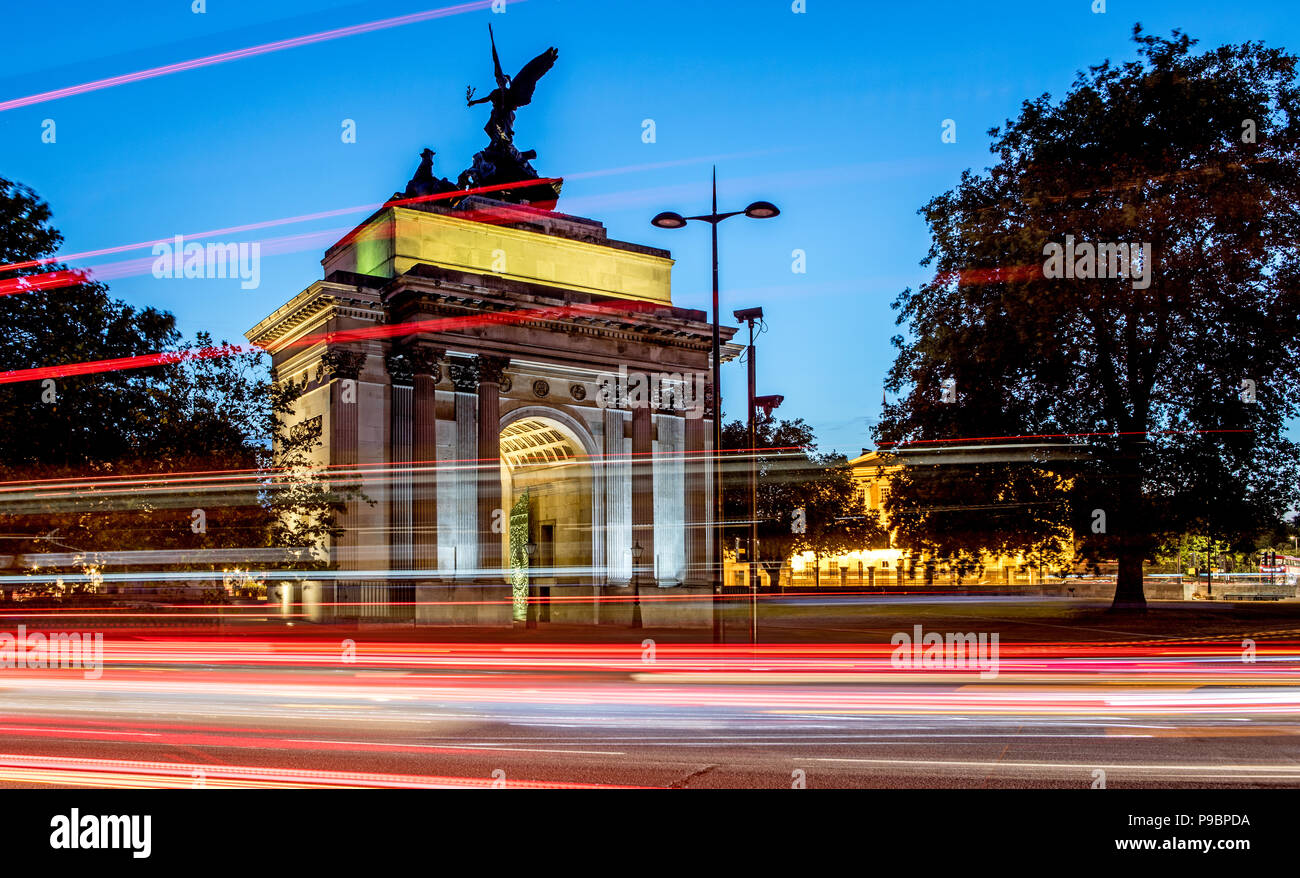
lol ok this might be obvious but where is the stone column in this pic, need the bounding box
[385,352,414,592]
[603,407,629,585]
[631,402,655,585]
[684,413,707,586]
[448,357,480,577]
[409,346,442,579]
[318,347,366,620]
[474,354,510,580]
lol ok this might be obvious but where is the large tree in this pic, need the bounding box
[876,28,1300,610]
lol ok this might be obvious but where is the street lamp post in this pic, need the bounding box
[751,392,784,645]
[630,541,644,629]
[652,169,779,644]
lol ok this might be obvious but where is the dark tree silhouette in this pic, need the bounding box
[877,28,1300,610]
[0,178,355,600]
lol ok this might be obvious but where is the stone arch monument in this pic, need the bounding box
[246,195,737,627]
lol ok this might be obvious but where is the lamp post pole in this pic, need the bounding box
[630,541,644,629]
[747,317,755,645]
[732,308,774,646]
[651,170,779,644]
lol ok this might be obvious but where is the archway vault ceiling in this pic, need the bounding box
[500,418,585,469]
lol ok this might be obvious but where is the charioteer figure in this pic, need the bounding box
[458,24,562,207]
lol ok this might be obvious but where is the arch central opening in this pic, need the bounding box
[500,417,594,622]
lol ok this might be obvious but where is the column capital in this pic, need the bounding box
[474,354,510,386]
[448,357,479,393]
[316,347,366,382]
[387,345,443,385]
[384,352,413,385]
[408,345,444,377]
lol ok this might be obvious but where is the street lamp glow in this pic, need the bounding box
[651,211,687,229]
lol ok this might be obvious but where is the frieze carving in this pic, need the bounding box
[569,383,587,401]
[532,379,550,398]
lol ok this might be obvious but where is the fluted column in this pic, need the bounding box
[409,346,442,578]
[475,355,509,580]
[318,347,366,618]
[684,412,707,586]
[631,402,655,585]
[385,352,414,584]
[448,358,479,575]
[603,407,629,585]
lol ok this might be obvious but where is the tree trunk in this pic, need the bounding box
[1109,438,1148,611]
[1111,550,1147,611]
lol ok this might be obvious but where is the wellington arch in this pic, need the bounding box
[246,195,738,627]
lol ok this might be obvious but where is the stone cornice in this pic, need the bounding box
[385,271,734,355]
[244,281,383,351]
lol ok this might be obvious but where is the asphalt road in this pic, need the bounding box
[0,636,1298,788]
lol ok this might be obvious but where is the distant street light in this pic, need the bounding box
[652,168,779,644]
[630,541,644,629]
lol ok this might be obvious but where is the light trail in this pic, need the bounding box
[876,428,1255,449]
[0,1,500,114]
[0,175,563,294]
[0,639,1296,787]
[0,753,618,789]
[0,294,660,385]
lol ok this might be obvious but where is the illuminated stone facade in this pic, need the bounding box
[246,196,736,627]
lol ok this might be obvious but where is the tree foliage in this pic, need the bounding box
[722,415,886,588]
[0,177,351,600]
[876,28,1300,608]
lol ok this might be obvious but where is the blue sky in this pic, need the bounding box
[1,0,1295,455]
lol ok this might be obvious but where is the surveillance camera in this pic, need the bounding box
[733,307,764,322]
